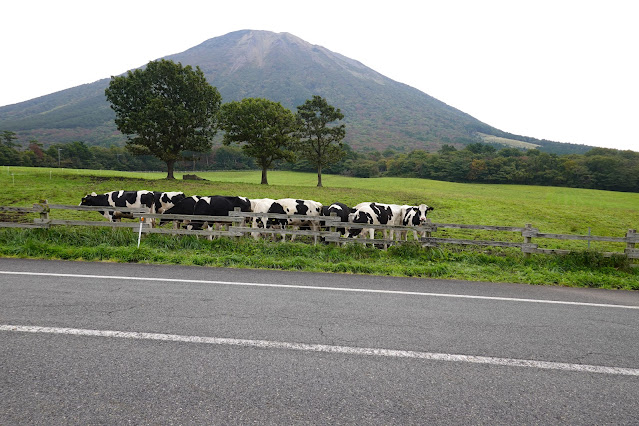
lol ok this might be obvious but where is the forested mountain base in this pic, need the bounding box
[2,140,636,193]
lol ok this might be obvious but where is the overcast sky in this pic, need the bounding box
[1,0,637,151]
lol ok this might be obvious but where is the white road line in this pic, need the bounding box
[2,324,638,376]
[1,270,638,310]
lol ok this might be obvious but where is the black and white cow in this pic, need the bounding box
[249,198,276,238]
[249,198,275,213]
[159,195,202,227]
[345,202,395,240]
[346,202,407,239]
[153,191,186,214]
[320,202,352,236]
[263,198,323,241]
[80,190,154,222]
[399,204,435,240]
[190,195,252,232]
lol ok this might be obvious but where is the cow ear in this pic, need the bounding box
[428,206,434,211]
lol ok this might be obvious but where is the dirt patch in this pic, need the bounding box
[183,174,208,181]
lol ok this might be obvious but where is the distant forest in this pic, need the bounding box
[1,135,637,193]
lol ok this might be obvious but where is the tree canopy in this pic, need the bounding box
[219,98,298,184]
[1,131,18,148]
[296,96,346,187]
[104,59,222,179]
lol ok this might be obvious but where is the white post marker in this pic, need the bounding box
[137,217,144,248]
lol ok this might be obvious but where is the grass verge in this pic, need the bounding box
[1,227,637,290]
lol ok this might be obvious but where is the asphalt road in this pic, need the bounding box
[1,258,638,424]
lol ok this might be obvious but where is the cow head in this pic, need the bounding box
[80,192,100,206]
[403,204,434,226]
[345,209,373,238]
[415,204,434,223]
[237,196,252,212]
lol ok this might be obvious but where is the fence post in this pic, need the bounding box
[523,223,533,258]
[627,229,636,263]
[421,218,433,248]
[424,218,432,239]
[328,212,338,246]
[627,230,636,248]
[34,199,50,228]
[39,200,49,221]
[232,207,241,239]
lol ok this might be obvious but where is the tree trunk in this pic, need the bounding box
[317,165,323,187]
[166,160,175,180]
[261,166,268,185]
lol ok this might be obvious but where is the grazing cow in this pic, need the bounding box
[159,195,202,227]
[250,198,277,239]
[265,198,323,241]
[80,190,154,222]
[190,195,252,233]
[153,191,186,214]
[399,204,435,240]
[320,202,352,236]
[346,202,395,240]
[346,202,406,240]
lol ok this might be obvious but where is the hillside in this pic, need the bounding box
[0,30,591,154]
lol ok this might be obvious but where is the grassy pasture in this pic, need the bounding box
[477,132,541,150]
[1,166,638,289]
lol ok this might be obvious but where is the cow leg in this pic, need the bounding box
[186,224,200,240]
[382,229,389,250]
[311,222,319,245]
[251,218,261,240]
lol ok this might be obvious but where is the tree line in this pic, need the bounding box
[2,131,638,193]
[382,144,639,192]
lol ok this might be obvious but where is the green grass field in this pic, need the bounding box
[1,166,638,289]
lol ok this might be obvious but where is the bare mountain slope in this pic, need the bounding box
[0,30,589,154]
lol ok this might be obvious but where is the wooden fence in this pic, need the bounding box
[0,202,637,264]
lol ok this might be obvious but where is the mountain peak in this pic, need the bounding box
[227,30,308,70]
[0,29,586,154]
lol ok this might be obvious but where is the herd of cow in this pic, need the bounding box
[80,190,435,241]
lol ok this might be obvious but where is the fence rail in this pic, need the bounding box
[0,202,636,264]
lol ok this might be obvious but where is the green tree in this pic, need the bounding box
[296,96,346,187]
[104,59,222,179]
[219,98,298,184]
[438,144,457,155]
[212,145,255,170]
[0,145,21,166]
[1,131,18,148]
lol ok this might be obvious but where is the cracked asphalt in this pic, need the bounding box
[1,258,638,424]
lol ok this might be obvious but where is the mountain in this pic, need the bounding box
[0,30,591,154]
